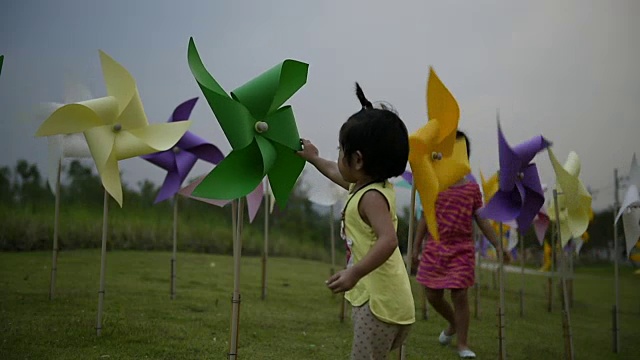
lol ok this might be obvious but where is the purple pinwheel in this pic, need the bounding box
[142,98,224,203]
[477,123,550,234]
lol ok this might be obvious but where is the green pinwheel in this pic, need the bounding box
[187,38,308,207]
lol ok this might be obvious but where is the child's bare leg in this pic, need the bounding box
[451,288,470,349]
[425,287,455,334]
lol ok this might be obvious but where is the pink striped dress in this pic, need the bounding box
[416,182,483,289]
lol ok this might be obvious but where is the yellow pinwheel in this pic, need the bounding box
[35,51,191,206]
[480,170,499,204]
[408,67,470,241]
[547,149,592,246]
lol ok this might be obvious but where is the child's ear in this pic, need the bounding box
[354,151,364,170]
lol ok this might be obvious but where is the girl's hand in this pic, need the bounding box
[297,138,319,162]
[411,254,420,275]
[326,268,359,293]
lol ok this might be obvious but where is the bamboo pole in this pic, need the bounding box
[261,187,269,300]
[612,168,620,353]
[568,239,574,308]
[474,224,481,320]
[329,204,336,276]
[548,216,556,313]
[497,223,507,359]
[170,196,178,300]
[553,189,574,360]
[228,198,245,359]
[96,190,109,336]
[399,183,417,360]
[519,232,525,317]
[49,160,62,300]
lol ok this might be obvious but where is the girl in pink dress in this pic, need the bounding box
[411,131,507,359]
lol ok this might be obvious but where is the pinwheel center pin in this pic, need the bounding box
[431,152,443,161]
[254,121,269,133]
[112,124,122,132]
[517,172,524,180]
[172,146,180,154]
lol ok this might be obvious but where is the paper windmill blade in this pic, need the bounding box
[533,209,550,246]
[141,97,224,203]
[187,38,308,208]
[547,149,592,246]
[506,225,519,252]
[477,124,550,233]
[35,51,192,206]
[466,173,478,184]
[306,167,347,207]
[179,175,264,223]
[408,68,470,241]
[480,170,499,204]
[34,82,95,193]
[398,170,413,190]
[615,154,640,257]
[264,179,276,214]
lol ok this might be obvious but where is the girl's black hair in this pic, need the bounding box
[456,130,471,159]
[339,83,409,181]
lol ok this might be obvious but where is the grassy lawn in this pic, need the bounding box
[0,250,638,359]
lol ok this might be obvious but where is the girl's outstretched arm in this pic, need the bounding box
[297,138,350,189]
[326,190,397,293]
[474,214,510,264]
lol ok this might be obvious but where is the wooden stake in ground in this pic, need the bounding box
[339,292,346,323]
[519,232,525,317]
[229,198,245,360]
[612,216,620,353]
[261,183,269,301]
[96,189,109,336]
[329,204,336,276]
[549,221,556,313]
[568,239,574,308]
[399,183,417,360]
[170,196,178,300]
[553,189,574,360]
[474,224,481,320]
[612,168,621,353]
[49,160,62,300]
[497,223,507,359]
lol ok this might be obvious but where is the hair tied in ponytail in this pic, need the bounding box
[354,82,373,109]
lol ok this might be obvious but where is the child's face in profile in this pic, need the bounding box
[337,146,355,183]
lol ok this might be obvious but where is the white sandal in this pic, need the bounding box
[438,330,454,345]
[458,348,476,358]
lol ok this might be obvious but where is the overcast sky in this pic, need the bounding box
[1,0,638,211]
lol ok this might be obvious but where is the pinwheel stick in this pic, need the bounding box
[49,160,62,300]
[339,292,346,323]
[548,222,557,313]
[329,204,336,276]
[612,168,620,353]
[552,189,574,360]
[96,189,109,336]
[170,196,178,300]
[229,198,245,360]
[261,189,269,301]
[473,225,480,320]
[398,183,417,360]
[568,240,574,308]
[519,232,525,317]
[497,223,507,360]
[612,224,620,353]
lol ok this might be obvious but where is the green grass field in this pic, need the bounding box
[0,250,638,359]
